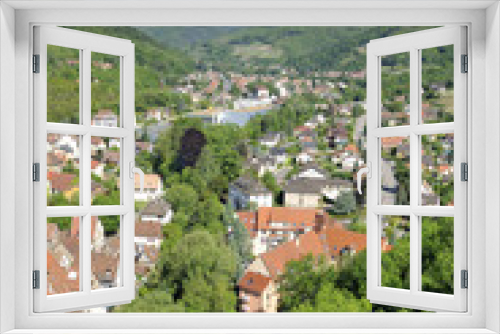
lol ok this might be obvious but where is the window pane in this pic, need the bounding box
[91,216,121,290]
[381,215,410,290]
[421,217,454,294]
[421,45,454,124]
[421,134,454,206]
[47,217,80,295]
[47,45,80,124]
[47,134,80,206]
[91,137,120,205]
[380,136,410,205]
[381,52,410,127]
[91,52,120,127]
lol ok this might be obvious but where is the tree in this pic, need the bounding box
[146,230,238,312]
[165,183,199,217]
[420,217,454,294]
[223,202,253,280]
[261,171,281,205]
[161,223,184,252]
[332,191,356,215]
[92,177,121,235]
[292,283,372,312]
[278,254,328,311]
[114,291,185,313]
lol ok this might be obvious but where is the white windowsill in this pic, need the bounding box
[0,1,498,333]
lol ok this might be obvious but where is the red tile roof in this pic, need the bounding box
[256,207,320,230]
[135,220,163,239]
[47,172,77,192]
[238,271,272,294]
[46,248,79,295]
[261,231,324,280]
[321,225,367,256]
[381,136,406,148]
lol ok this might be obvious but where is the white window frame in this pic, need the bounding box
[32,26,136,313]
[0,1,498,333]
[366,26,467,312]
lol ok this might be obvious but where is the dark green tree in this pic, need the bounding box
[223,202,253,280]
[332,191,356,215]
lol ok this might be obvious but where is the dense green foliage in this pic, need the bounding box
[279,217,454,312]
[187,27,434,73]
[138,27,243,50]
[131,230,238,312]
[71,26,195,85]
[331,191,357,215]
[223,202,254,280]
[48,27,195,124]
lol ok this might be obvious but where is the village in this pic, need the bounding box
[45,60,454,312]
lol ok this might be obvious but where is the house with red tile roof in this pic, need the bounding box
[238,271,277,312]
[47,216,122,297]
[240,222,393,311]
[134,216,165,277]
[236,207,324,256]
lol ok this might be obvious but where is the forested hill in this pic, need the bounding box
[137,27,244,50]
[185,26,435,73]
[47,27,196,121]
[70,26,195,85]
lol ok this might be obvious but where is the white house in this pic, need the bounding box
[134,174,164,202]
[91,109,118,127]
[229,175,273,210]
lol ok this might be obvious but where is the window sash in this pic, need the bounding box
[33,26,136,313]
[366,26,467,312]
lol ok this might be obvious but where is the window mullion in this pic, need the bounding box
[82,47,92,295]
[409,47,420,294]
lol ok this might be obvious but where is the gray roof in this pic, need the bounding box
[283,177,352,194]
[232,175,272,195]
[141,198,171,216]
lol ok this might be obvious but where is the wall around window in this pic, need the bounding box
[3,3,496,332]
[485,2,500,333]
[0,2,16,333]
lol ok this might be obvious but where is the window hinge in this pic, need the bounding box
[33,54,40,73]
[461,162,468,181]
[461,270,468,289]
[33,163,40,182]
[33,270,40,289]
[461,54,468,73]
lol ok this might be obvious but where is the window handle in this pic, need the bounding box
[129,161,145,193]
[357,162,371,195]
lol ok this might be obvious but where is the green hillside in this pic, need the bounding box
[188,26,438,73]
[137,26,243,50]
[47,26,195,123]
[70,26,195,85]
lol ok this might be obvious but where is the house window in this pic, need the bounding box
[9,3,490,330]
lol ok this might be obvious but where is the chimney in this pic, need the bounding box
[295,238,300,247]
